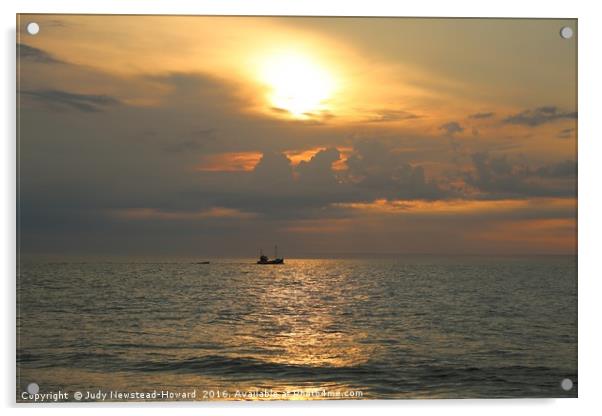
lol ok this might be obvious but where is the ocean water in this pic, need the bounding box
[17,256,577,401]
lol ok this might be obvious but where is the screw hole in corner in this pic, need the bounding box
[26,382,40,395]
[560,26,573,40]
[560,378,573,391]
[26,22,40,36]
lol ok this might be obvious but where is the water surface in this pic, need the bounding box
[17,256,577,400]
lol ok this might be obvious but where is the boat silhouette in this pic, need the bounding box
[257,246,284,264]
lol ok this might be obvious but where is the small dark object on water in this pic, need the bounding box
[257,246,284,265]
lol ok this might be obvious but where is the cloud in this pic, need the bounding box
[18,43,64,64]
[180,142,450,223]
[195,151,261,171]
[345,140,448,200]
[468,112,495,119]
[112,207,257,221]
[466,152,576,198]
[147,72,251,110]
[535,160,577,178]
[21,89,121,112]
[252,151,294,185]
[557,128,575,139]
[297,148,340,185]
[162,129,216,153]
[334,197,575,221]
[41,19,70,28]
[162,139,203,153]
[365,109,420,123]
[307,197,576,255]
[439,121,464,135]
[502,106,577,127]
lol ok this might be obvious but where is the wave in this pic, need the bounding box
[18,349,576,396]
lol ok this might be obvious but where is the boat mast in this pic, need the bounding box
[275,245,278,259]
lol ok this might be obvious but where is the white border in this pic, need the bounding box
[2,1,601,415]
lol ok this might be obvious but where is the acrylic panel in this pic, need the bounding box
[16,15,577,402]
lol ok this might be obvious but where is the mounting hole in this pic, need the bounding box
[27,382,39,394]
[26,22,40,36]
[560,26,573,39]
[560,378,573,391]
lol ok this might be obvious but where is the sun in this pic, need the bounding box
[258,52,337,118]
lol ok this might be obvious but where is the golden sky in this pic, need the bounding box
[17,15,577,256]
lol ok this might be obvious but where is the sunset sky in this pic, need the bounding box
[18,15,577,257]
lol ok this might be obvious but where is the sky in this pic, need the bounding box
[17,15,577,258]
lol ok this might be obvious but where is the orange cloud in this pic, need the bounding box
[284,146,352,170]
[334,197,576,216]
[194,147,354,173]
[112,207,257,220]
[194,152,262,172]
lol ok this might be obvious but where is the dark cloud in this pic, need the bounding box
[252,151,294,185]
[162,129,215,153]
[345,140,448,200]
[557,128,575,139]
[188,142,450,223]
[18,43,64,64]
[22,89,121,112]
[297,148,340,186]
[535,160,577,179]
[150,72,224,91]
[439,121,464,135]
[503,106,577,127]
[468,112,495,119]
[162,139,203,153]
[186,152,329,220]
[466,152,576,198]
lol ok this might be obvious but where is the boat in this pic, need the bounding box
[257,246,284,264]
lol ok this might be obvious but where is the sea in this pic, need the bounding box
[16,256,577,401]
